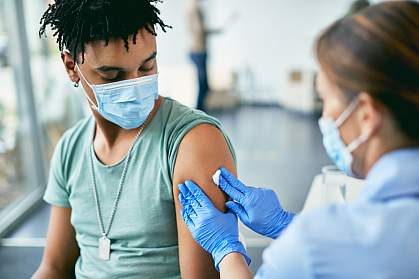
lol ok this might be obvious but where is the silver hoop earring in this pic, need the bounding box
[73,82,79,88]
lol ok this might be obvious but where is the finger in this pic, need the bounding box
[225,209,239,221]
[178,189,199,218]
[178,193,188,208]
[179,183,202,208]
[180,207,195,227]
[184,203,198,217]
[184,203,203,226]
[220,167,249,194]
[180,191,199,213]
[178,183,192,200]
[219,175,245,203]
[184,180,213,208]
[226,201,247,220]
[178,193,185,205]
[180,184,204,218]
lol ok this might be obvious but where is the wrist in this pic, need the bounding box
[219,252,249,271]
[213,240,251,271]
[267,211,296,239]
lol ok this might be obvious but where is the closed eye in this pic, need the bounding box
[139,60,155,72]
[101,72,123,82]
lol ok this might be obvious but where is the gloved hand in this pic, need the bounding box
[178,180,251,271]
[213,167,295,239]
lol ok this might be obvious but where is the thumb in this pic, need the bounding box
[226,201,247,220]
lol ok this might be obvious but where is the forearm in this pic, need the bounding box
[219,253,252,279]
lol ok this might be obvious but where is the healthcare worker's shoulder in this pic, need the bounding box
[259,205,353,278]
[296,204,356,242]
[263,201,419,278]
[259,212,315,278]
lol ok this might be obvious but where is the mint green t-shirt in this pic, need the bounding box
[43,97,236,279]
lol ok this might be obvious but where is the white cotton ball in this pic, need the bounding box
[212,169,221,186]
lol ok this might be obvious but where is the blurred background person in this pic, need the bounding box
[186,0,237,112]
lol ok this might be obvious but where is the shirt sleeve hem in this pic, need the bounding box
[43,196,71,208]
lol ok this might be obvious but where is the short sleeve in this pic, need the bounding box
[43,138,71,208]
[166,110,237,180]
[255,217,313,279]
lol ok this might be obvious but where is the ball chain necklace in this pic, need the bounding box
[88,100,159,261]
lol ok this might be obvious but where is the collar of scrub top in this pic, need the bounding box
[355,147,419,204]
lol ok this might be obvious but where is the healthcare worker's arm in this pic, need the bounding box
[254,217,312,279]
[31,206,79,279]
[172,124,237,278]
[219,253,252,279]
[178,180,312,279]
[215,167,295,239]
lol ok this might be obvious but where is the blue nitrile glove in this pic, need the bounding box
[178,180,251,271]
[214,167,295,239]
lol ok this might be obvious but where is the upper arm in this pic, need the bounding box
[172,123,236,279]
[35,206,79,278]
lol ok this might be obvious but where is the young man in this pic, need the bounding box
[32,1,237,278]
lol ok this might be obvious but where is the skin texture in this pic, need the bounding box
[31,207,79,279]
[173,123,236,278]
[219,253,252,279]
[33,28,233,278]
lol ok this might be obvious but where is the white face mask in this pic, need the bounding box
[319,98,371,178]
[75,64,159,130]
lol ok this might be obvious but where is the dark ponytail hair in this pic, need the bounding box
[316,1,419,140]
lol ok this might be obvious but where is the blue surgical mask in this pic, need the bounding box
[319,99,370,177]
[76,64,159,130]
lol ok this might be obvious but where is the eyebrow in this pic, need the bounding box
[95,52,157,73]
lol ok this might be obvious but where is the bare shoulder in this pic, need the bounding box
[180,123,231,152]
[172,123,236,278]
[173,123,236,210]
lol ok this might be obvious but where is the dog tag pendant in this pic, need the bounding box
[99,236,111,260]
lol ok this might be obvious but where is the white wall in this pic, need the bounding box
[210,0,350,103]
[156,0,384,105]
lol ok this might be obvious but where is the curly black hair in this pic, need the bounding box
[39,0,171,63]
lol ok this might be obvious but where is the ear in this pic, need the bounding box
[61,51,80,84]
[357,92,382,137]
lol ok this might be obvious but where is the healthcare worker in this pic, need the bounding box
[178,1,419,278]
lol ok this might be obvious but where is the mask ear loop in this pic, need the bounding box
[74,64,99,111]
[335,97,371,153]
[335,98,360,128]
[63,48,98,110]
[347,131,370,153]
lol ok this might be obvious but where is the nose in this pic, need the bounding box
[125,71,142,80]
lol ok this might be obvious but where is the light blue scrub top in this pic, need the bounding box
[255,148,419,279]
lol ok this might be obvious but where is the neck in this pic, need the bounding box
[93,96,162,150]
[363,135,419,177]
